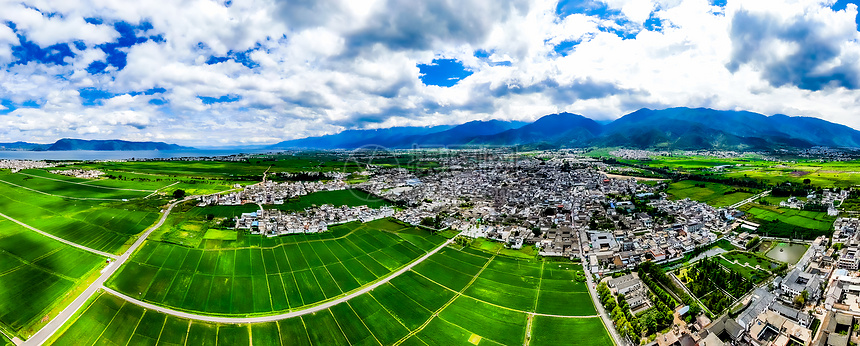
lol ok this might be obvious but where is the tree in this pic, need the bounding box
[794,292,806,308]
[803,178,811,185]
[172,189,186,199]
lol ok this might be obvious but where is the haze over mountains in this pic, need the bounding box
[270,107,860,150]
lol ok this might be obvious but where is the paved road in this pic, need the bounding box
[728,190,771,209]
[24,197,191,346]
[579,233,624,346]
[584,267,624,346]
[0,211,118,260]
[101,235,458,324]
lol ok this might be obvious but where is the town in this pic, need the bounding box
[186,148,860,346]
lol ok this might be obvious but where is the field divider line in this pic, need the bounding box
[24,197,190,346]
[393,252,497,346]
[96,235,459,324]
[408,270,599,319]
[0,179,126,201]
[0,211,118,260]
[17,172,155,193]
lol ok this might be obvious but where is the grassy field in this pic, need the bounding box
[106,218,449,316]
[0,220,105,339]
[741,204,835,239]
[54,244,608,346]
[265,189,391,212]
[0,178,161,254]
[718,251,774,283]
[626,155,860,188]
[666,180,757,207]
[0,171,154,200]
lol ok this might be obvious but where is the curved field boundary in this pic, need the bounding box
[0,179,126,201]
[0,211,117,260]
[17,172,156,193]
[23,197,188,346]
[101,235,458,324]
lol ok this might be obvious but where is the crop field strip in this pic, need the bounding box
[0,171,153,201]
[0,220,105,339]
[0,177,160,254]
[106,222,449,316]
[55,244,609,346]
[16,170,158,193]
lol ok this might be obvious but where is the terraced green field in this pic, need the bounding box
[54,244,608,346]
[0,220,105,339]
[106,219,449,316]
[0,178,160,254]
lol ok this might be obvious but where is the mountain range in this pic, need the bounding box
[0,139,192,151]
[269,107,860,150]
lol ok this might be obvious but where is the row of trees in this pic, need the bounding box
[597,282,643,345]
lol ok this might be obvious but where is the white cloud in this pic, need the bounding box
[0,0,859,145]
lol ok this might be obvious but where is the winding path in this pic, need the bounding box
[102,235,458,324]
[24,197,190,346]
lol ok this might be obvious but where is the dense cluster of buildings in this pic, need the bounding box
[0,159,57,172]
[235,205,395,236]
[49,169,104,179]
[198,180,349,206]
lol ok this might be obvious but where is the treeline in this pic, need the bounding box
[638,262,703,322]
[597,282,644,345]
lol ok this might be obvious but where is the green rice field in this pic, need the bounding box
[741,204,835,239]
[105,219,449,316]
[265,189,391,212]
[53,244,608,346]
[0,220,105,339]
[0,178,160,254]
[666,180,757,207]
[0,171,153,200]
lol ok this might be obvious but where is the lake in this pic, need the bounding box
[766,243,809,264]
[0,149,277,161]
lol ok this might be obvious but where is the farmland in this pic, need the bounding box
[620,155,860,188]
[0,219,105,339]
[265,189,391,212]
[0,175,161,254]
[105,218,450,316]
[741,204,835,239]
[665,180,758,207]
[52,244,608,346]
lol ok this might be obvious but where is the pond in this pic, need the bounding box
[765,243,809,264]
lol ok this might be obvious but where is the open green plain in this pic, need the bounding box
[0,219,105,339]
[53,244,608,346]
[666,180,758,207]
[265,189,391,212]
[106,218,449,316]
[741,204,834,239]
[0,172,161,254]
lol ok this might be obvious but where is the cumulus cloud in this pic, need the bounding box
[727,5,860,90]
[0,0,860,145]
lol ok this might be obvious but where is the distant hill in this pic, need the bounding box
[270,121,525,149]
[269,107,860,150]
[42,139,191,151]
[469,113,602,146]
[0,142,49,151]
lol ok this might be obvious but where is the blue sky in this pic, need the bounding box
[1,0,860,145]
